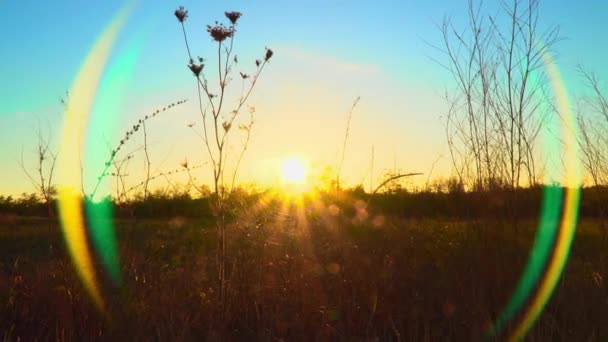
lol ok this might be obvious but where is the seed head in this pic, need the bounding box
[224,11,242,25]
[174,6,188,23]
[188,62,204,77]
[222,121,232,132]
[207,22,234,42]
[265,47,274,61]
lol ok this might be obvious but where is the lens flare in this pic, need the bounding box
[489,47,582,340]
[53,4,581,335]
[57,3,134,310]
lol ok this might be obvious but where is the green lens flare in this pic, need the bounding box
[57,5,582,335]
[85,198,122,285]
[84,20,144,287]
[489,47,582,340]
[490,185,563,336]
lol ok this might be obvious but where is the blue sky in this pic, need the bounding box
[1,0,606,195]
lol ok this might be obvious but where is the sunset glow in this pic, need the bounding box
[0,1,604,340]
[281,157,307,184]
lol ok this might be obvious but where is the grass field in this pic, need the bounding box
[1,198,607,341]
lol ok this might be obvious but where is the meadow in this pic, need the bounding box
[1,190,607,341]
[2,1,608,340]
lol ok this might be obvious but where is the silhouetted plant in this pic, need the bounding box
[124,162,207,198]
[578,67,608,187]
[18,119,58,217]
[174,6,273,315]
[436,0,560,190]
[336,96,361,192]
[577,67,608,240]
[89,100,187,200]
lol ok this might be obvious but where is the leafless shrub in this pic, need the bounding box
[19,119,58,217]
[436,0,560,190]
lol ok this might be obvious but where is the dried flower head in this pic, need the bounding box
[222,121,232,132]
[255,59,261,67]
[188,62,204,77]
[224,11,242,25]
[207,22,234,42]
[180,159,189,169]
[239,72,249,79]
[265,47,274,61]
[175,6,188,23]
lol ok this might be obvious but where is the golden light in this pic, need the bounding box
[282,157,308,184]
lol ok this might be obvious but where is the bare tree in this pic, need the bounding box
[19,120,57,217]
[577,67,608,187]
[577,67,608,241]
[437,0,560,190]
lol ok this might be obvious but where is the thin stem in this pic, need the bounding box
[143,121,151,201]
[181,22,193,61]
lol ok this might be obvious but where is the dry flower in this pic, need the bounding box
[175,6,188,23]
[207,22,234,42]
[180,159,189,169]
[265,47,274,61]
[222,121,232,132]
[188,62,204,77]
[224,11,242,25]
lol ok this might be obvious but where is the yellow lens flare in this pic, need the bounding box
[57,3,133,311]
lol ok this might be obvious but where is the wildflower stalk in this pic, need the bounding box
[89,100,187,200]
[336,96,361,192]
[142,121,151,201]
[175,8,272,318]
[122,162,206,196]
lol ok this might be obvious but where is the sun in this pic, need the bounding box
[281,157,307,184]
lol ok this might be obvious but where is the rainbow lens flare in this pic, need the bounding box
[54,5,582,339]
[488,47,582,340]
[56,3,134,311]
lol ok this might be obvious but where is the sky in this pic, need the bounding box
[0,0,607,197]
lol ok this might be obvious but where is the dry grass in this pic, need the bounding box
[1,205,607,341]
